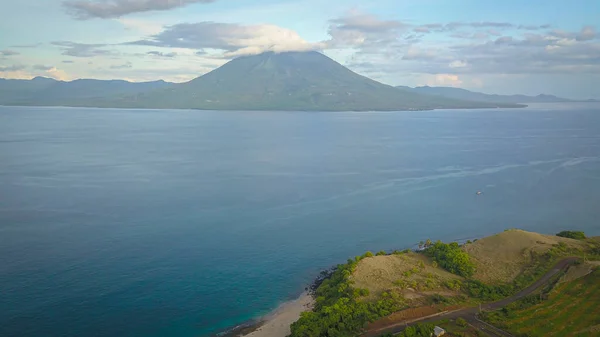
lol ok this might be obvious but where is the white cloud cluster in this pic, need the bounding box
[128,22,326,57]
[63,0,217,19]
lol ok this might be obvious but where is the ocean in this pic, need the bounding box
[1,103,599,337]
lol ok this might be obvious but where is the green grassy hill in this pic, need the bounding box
[482,267,600,336]
[112,51,523,111]
[1,52,525,111]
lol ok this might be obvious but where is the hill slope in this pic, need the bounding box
[351,252,462,300]
[0,77,171,106]
[462,229,586,283]
[1,52,525,111]
[111,52,523,111]
[397,85,572,104]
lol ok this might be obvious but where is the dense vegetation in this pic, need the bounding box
[423,241,475,277]
[556,230,586,240]
[378,323,435,337]
[290,252,406,337]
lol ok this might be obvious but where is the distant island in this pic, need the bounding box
[396,85,587,104]
[233,229,599,337]
[0,51,527,111]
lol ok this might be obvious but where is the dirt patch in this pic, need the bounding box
[462,229,586,284]
[350,252,463,299]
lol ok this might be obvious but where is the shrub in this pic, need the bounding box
[376,250,387,256]
[290,256,406,337]
[556,231,586,240]
[423,241,476,277]
[364,251,374,258]
[397,323,435,337]
[456,317,468,327]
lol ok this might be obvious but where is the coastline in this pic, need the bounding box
[217,292,314,337]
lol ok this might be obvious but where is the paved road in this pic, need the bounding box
[366,257,578,337]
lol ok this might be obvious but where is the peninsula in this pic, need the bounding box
[233,229,599,337]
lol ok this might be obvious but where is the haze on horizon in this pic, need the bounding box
[0,0,599,100]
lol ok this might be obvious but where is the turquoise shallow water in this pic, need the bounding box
[1,103,600,337]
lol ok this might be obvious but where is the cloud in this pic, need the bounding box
[423,74,464,87]
[494,36,513,44]
[415,21,513,34]
[326,12,408,52]
[518,24,551,31]
[147,50,177,58]
[62,60,75,63]
[0,65,26,72]
[117,18,163,35]
[32,64,54,71]
[52,41,115,57]
[63,0,217,19]
[110,61,133,69]
[470,22,513,28]
[577,25,596,41]
[44,67,71,81]
[0,50,20,56]
[449,60,468,68]
[127,22,324,57]
[450,31,489,40]
[443,31,600,74]
[348,20,600,79]
[402,46,438,60]
[10,43,42,48]
[548,26,597,41]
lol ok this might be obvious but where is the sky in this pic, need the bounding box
[0,0,599,99]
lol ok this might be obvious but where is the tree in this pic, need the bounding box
[556,231,586,240]
[423,241,475,277]
[456,317,468,327]
[404,326,416,337]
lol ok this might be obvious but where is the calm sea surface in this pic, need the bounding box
[1,103,600,337]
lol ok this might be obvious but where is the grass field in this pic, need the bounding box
[351,252,463,300]
[462,229,587,284]
[483,268,600,336]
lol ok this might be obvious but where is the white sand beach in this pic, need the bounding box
[241,293,314,337]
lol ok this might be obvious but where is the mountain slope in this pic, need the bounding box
[109,52,523,111]
[0,77,171,106]
[397,85,572,104]
[1,52,525,110]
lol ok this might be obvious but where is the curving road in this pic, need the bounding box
[366,257,578,337]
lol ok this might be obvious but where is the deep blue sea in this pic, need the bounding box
[1,103,600,337]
